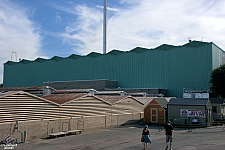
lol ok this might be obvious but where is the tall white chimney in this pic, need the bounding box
[103,0,107,54]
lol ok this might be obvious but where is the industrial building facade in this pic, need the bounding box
[3,41,225,97]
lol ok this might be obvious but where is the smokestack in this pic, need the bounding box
[103,0,107,54]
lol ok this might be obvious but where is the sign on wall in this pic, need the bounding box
[183,93,209,98]
[180,109,206,118]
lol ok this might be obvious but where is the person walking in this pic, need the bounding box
[142,125,151,150]
[164,121,174,150]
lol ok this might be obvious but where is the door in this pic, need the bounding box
[150,108,158,123]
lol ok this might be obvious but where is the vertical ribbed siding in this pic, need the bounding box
[212,44,225,69]
[3,42,222,97]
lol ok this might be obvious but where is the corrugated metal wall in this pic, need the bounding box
[3,41,224,97]
[212,43,225,69]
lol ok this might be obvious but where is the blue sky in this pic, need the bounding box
[1,0,225,84]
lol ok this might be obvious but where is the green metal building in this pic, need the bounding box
[3,41,225,97]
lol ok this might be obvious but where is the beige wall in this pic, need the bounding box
[112,97,144,113]
[0,113,144,142]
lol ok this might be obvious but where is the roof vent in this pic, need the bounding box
[43,86,51,95]
[89,89,97,95]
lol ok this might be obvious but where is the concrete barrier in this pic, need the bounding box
[0,113,144,142]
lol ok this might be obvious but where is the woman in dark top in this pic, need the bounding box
[142,125,151,150]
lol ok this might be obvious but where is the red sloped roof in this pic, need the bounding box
[42,93,87,105]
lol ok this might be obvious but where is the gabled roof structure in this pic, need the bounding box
[67,54,82,60]
[130,47,149,53]
[143,97,171,110]
[106,50,125,56]
[154,98,170,108]
[183,41,209,48]
[4,61,16,65]
[19,59,32,64]
[51,56,64,61]
[97,95,141,105]
[42,93,114,105]
[0,86,57,95]
[209,98,225,104]
[42,93,87,105]
[155,44,177,51]
[168,98,210,105]
[34,58,48,63]
[133,97,155,105]
[0,90,59,106]
[86,52,102,58]
[0,91,60,123]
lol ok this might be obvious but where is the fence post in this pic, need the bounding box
[187,117,192,132]
[23,131,27,143]
[105,116,107,127]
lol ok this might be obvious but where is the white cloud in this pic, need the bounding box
[0,1,42,83]
[58,4,103,54]
[58,0,225,54]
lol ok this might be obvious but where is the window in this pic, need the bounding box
[212,106,217,113]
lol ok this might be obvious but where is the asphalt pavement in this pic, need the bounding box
[2,123,225,150]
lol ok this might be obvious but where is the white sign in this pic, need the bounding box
[180,109,206,118]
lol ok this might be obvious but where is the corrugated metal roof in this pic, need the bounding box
[209,98,225,104]
[67,54,82,60]
[5,41,211,65]
[0,91,18,97]
[34,58,48,63]
[42,93,87,105]
[168,98,209,105]
[134,97,155,105]
[95,91,127,95]
[53,89,93,94]
[143,97,172,110]
[20,59,31,64]
[106,50,125,56]
[183,41,209,48]
[0,90,60,106]
[86,52,102,58]
[0,91,144,124]
[130,47,148,53]
[97,95,128,104]
[154,98,170,108]
[4,61,16,65]
[0,86,55,91]
[51,56,64,61]
[155,44,177,51]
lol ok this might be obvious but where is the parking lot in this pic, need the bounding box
[3,123,225,150]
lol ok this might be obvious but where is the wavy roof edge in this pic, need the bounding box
[4,40,214,65]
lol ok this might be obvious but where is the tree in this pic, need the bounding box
[210,64,225,98]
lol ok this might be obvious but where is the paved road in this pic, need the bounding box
[3,123,225,150]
